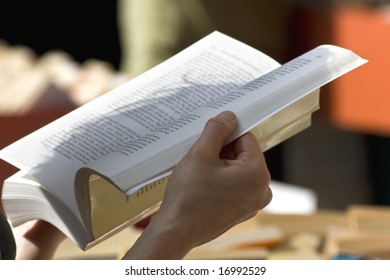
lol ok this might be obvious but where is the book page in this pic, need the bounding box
[0,31,280,221]
[85,44,366,194]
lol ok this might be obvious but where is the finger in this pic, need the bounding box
[194,111,238,160]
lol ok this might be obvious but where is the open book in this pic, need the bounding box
[0,31,366,250]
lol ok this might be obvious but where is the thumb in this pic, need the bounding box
[194,111,238,160]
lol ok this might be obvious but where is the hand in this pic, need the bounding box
[123,111,272,259]
[12,220,66,260]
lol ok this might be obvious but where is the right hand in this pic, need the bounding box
[123,111,272,259]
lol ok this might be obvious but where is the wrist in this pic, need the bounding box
[123,212,194,259]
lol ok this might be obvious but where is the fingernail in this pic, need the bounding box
[218,111,236,120]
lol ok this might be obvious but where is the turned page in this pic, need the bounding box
[0,32,280,214]
[225,44,368,140]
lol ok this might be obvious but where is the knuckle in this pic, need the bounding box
[206,116,232,134]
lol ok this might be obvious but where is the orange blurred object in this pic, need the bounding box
[329,8,390,136]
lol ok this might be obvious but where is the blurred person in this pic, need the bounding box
[118,0,214,75]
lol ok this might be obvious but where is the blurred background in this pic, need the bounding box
[1,0,390,260]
